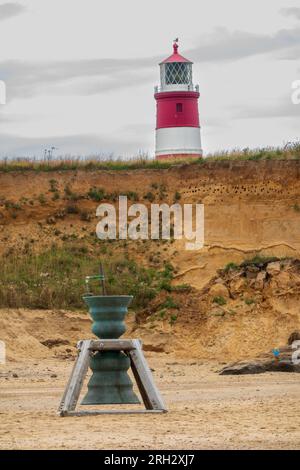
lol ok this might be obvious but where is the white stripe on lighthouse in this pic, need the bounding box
[155,127,202,156]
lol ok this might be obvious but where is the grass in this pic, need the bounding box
[240,255,280,267]
[0,143,300,172]
[224,262,239,272]
[160,295,179,310]
[213,296,227,306]
[0,244,176,310]
[222,256,283,274]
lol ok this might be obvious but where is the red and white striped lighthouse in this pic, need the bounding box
[154,40,202,160]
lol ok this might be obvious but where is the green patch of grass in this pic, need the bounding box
[144,191,155,202]
[213,295,227,306]
[224,262,239,272]
[125,191,139,201]
[171,283,191,292]
[244,298,255,305]
[52,192,60,201]
[158,309,167,319]
[0,246,178,310]
[241,255,279,267]
[4,201,21,210]
[160,295,179,309]
[66,205,79,214]
[174,191,181,201]
[87,187,106,202]
[49,179,58,192]
[38,193,46,205]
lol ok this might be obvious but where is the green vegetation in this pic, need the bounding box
[158,309,167,319]
[49,179,58,192]
[174,191,181,201]
[0,245,177,310]
[87,187,106,202]
[224,262,239,272]
[4,201,21,210]
[160,295,179,309]
[144,191,155,202]
[0,143,300,173]
[241,255,279,267]
[87,187,139,203]
[52,192,60,201]
[244,298,255,305]
[213,295,227,306]
[222,256,282,273]
[293,203,300,212]
[38,193,46,205]
[65,204,79,214]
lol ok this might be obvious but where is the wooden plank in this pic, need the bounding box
[89,339,135,352]
[129,339,167,412]
[58,340,83,412]
[58,340,92,416]
[64,409,165,416]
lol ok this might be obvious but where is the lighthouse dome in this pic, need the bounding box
[158,41,196,92]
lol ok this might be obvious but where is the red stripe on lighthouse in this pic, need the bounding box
[155,91,200,129]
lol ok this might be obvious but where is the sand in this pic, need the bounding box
[0,355,299,450]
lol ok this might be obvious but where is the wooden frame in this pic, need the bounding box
[58,339,167,416]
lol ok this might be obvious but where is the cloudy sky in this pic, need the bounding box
[0,0,299,158]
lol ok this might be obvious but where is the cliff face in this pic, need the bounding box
[2,159,300,287]
[1,159,300,361]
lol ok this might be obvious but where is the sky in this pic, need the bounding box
[0,0,299,158]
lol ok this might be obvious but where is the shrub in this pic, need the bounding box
[38,193,46,205]
[174,191,181,201]
[88,187,106,201]
[66,205,79,214]
[52,192,60,201]
[4,201,21,210]
[160,296,179,309]
[49,179,58,192]
[144,191,155,202]
[224,262,239,272]
[213,296,227,306]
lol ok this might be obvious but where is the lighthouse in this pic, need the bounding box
[154,40,202,160]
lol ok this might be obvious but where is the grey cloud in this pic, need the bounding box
[0,132,151,158]
[231,96,300,120]
[281,7,300,20]
[0,2,26,21]
[1,21,300,102]
[187,25,300,63]
[1,57,158,101]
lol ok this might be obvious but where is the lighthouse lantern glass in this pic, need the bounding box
[161,62,192,87]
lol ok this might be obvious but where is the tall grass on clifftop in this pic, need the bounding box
[0,143,300,172]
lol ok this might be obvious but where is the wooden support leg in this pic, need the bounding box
[59,338,167,416]
[58,340,92,416]
[129,339,167,412]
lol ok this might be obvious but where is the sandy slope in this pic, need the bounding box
[0,356,299,450]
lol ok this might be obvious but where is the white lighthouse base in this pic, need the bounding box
[155,127,202,159]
